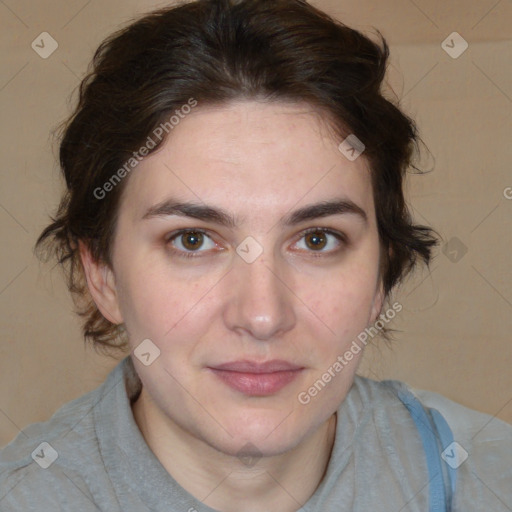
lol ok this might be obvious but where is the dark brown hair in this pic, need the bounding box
[36,0,438,354]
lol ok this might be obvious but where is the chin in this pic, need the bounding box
[212,433,303,461]
[205,411,313,458]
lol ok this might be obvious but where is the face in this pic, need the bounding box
[95,100,383,457]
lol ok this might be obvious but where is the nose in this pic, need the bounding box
[223,252,296,341]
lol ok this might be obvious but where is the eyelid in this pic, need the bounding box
[166,228,220,258]
[298,226,347,242]
[165,226,348,259]
[165,227,210,244]
[291,227,347,254]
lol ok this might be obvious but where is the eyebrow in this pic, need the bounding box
[141,198,367,226]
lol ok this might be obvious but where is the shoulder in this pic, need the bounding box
[0,386,100,510]
[410,385,512,509]
[351,376,512,509]
[351,374,512,442]
[409,384,512,445]
[0,359,129,511]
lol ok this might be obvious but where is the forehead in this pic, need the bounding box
[119,100,375,224]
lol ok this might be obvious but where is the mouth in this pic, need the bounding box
[207,360,304,396]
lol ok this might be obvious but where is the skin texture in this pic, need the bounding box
[80,100,384,511]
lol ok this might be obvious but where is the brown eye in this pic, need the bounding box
[304,230,328,250]
[294,228,346,255]
[166,229,219,258]
[180,231,204,251]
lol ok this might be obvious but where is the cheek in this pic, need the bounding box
[112,253,172,337]
[305,293,374,361]
[303,267,379,328]
[296,271,380,371]
[114,257,222,343]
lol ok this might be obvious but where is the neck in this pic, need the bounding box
[132,387,337,512]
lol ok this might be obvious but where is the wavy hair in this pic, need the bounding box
[36,0,438,353]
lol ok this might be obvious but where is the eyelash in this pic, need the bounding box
[165,227,347,259]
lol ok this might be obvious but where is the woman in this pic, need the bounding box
[1,0,510,510]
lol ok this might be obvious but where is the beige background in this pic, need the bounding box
[1,0,511,447]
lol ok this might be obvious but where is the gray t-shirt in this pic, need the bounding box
[1,356,511,511]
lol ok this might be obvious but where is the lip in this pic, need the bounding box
[210,359,303,373]
[208,360,304,396]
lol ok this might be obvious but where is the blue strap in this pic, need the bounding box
[397,388,455,512]
[430,408,457,498]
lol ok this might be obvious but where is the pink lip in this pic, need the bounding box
[208,360,304,396]
[211,360,303,373]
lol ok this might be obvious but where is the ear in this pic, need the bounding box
[369,245,389,324]
[369,280,385,325]
[78,240,124,324]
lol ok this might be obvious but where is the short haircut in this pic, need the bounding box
[36,0,438,353]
